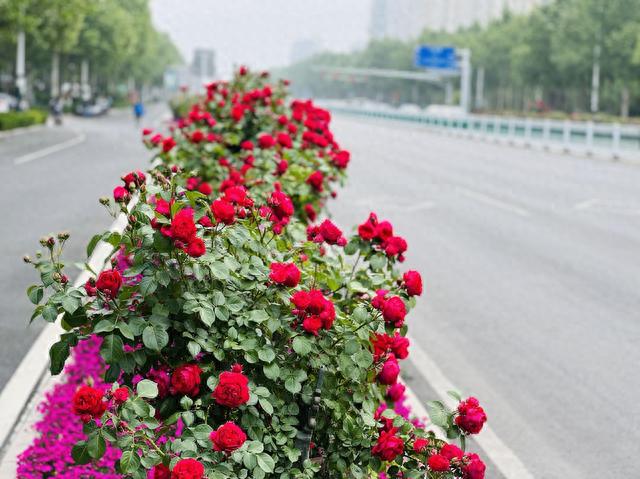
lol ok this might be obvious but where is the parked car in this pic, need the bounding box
[0,93,18,113]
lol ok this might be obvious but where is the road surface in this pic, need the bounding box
[329,115,640,479]
[0,105,167,389]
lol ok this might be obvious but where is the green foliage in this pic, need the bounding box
[0,109,47,130]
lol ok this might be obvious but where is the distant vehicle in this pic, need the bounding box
[74,97,112,117]
[0,93,18,113]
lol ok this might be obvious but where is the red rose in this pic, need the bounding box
[96,270,122,299]
[171,458,204,479]
[441,443,464,460]
[210,421,247,453]
[113,186,129,203]
[306,171,324,192]
[268,190,294,219]
[212,368,250,408]
[147,368,170,398]
[318,219,342,245]
[304,204,316,222]
[149,464,171,479]
[162,137,176,153]
[277,132,292,148]
[240,140,254,150]
[455,397,487,434]
[390,334,409,359]
[184,237,206,257]
[198,182,213,195]
[382,296,406,328]
[403,270,422,296]
[269,262,301,287]
[186,177,200,191]
[375,221,393,241]
[190,130,204,143]
[413,437,429,453]
[332,150,350,168]
[72,385,107,423]
[275,159,288,176]
[386,383,405,402]
[371,428,404,461]
[384,236,407,258]
[212,199,236,225]
[170,364,202,397]
[371,289,388,310]
[302,315,323,335]
[84,278,97,297]
[378,355,400,385]
[463,453,486,479]
[112,387,129,404]
[428,454,450,472]
[171,208,197,243]
[258,133,276,148]
[371,332,392,360]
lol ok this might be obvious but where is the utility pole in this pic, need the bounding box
[590,44,600,113]
[16,30,26,105]
[459,48,472,113]
[475,66,485,110]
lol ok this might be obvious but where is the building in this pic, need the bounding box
[371,0,552,38]
[191,48,216,83]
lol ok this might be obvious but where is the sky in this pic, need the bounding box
[150,0,373,77]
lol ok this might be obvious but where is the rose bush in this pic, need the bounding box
[25,68,488,478]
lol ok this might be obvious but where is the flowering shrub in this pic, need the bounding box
[25,68,488,478]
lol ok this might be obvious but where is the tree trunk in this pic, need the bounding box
[51,51,60,98]
[620,85,630,118]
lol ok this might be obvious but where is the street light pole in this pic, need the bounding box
[16,30,26,104]
[459,48,472,113]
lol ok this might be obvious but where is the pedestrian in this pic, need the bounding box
[50,96,63,125]
[133,99,144,125]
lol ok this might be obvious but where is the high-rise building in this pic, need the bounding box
[371,0,551,38]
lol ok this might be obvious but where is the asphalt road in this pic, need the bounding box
[329,115,640,479]
[0,105,168,389]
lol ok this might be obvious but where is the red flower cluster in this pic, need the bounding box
[269,262,301,287]
[185,176,213,195]
[157,208,206,258]
[211,185,254,226]
[210,421,247,453]
[371,290,407,328]
[170,364,202,397]
[307,219,346,246]
[372,332,409,361]
[402,270,423,296]
[72,385,107,423]
[372,427,404,461]
[260,187,294,234]
[358,213,408,261]
[290,289,336,335]
[425,443,486,479]
[212,364,250,408]
[455,397,487,435]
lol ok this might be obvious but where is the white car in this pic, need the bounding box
[0,93,18,113]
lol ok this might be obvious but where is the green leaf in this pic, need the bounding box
[119,449,140,473]
[86,233,102,258]
[199,307,215,326]
[258,347,275,363]
[87,433,106,459]
[42,304,59,322]
[49,339,70,375]
[136,379,158,398]
[27,285,44,305]
[256,453,275,473]
[292,336,312,356]
[259,397,274,415]
[192,423,213,441]
[139,276,158,296]
[447,390,462,402]
[61,294,80,314]
[100,334,124,363]
[142,325,169,352]
[369,254,387,271]
[426,400,450,427]
[71,441,91,465]
[284,377,301,394]
[210,262,229,280]
[263,363,280,380]
[248,309,269,323]
[93,319,116,333]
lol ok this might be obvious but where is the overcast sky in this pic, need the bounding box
[150,0,372,77]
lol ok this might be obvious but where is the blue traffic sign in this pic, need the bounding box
[414,45,457,70]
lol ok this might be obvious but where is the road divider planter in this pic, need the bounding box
[22,68,488,478]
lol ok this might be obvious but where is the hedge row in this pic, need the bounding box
[0,109,48,131]
[23,67,487,479]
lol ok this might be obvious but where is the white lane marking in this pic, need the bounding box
[456,186,530,218]
[573,198,599,210]
[406,336,535,479]
[13,133,86,165]
[0,200,134,454]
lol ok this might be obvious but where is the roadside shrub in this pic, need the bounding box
[0,109,48,131]
[25,68,487,479]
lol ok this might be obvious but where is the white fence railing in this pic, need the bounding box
[322,102,640,161]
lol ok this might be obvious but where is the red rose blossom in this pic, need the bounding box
[210,421,247,453]
[171,208,197,243]
[382,296,406,328]
[441,443,464,460]
[378,355,400,385]
[269,262,301,287]
[112,387,129,404]
[390,333,409,359]
[149,464,171,479]
[72,385,107,423]
[212,366,250,408]
[428,454,450,472]
[413,437,429,453]
[212,199,235,225]
[113,186,129,203]
[371,427,404,461]
[184,237,206,257]
[306,170,324,192]
[403,270,423,296]
[386,383,405,402]
[455,397,487,434]
[171,458,204,479]
[170,364,202,397]
[464,453,486,479]
[95,270,122,299]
